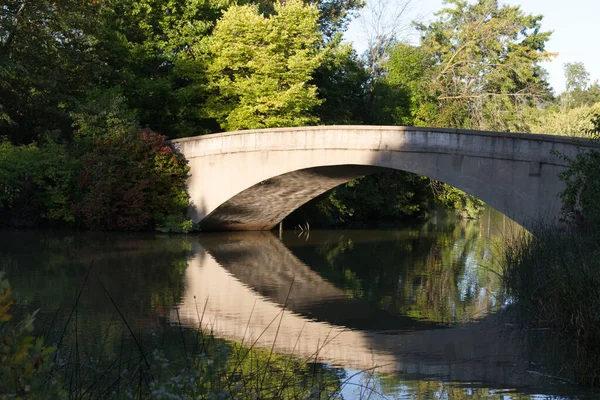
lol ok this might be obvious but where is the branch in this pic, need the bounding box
[437,91,543,100]
[2,1,27,55]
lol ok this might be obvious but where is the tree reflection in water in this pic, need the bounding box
[0,209,588,398]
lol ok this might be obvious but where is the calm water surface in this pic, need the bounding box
[0,208,592,398]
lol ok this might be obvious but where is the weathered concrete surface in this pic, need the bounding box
[170,126,600,231]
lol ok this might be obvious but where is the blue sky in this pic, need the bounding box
[344,0,600,94]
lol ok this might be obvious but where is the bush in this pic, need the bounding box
[0,138,76,227]
[290,171,433,227]
[531,102,600,138]
[431,182,485,220]
[155,214,195,233]
[74,128,190,231]
[557,149,600,227]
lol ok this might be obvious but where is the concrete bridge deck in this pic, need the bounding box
[171,126,600,231]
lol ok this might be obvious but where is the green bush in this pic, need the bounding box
[155,214,195,233]
[0,138,76,227]
[531,102,600,138]
[431,182,485,220]
[290,170,434,227]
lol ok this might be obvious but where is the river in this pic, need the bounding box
[0,208,591,398]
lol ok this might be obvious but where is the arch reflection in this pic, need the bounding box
[173,230,542,390]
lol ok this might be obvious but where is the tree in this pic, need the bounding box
[560,62,600,109]
[388,0,554,131]
[564,62,589,93]
[0,0,101,143]
[531,102,600,138]
[205,0,325,131]
[313,0,365,39]
[311,40,369,124]
[358,0,413,82]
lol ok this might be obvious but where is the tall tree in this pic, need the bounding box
[311,41,369,124]
[388,0,555,132]
[564,62,590,93]
[560,62,600,109]
[205,0,325,130]
[0,0,100,143]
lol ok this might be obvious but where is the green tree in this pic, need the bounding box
[388,0,554,132]
[313,0,365,39]
[560,62,600,109]
[379,0,556,219]
[205,0,325,131]
[0,138,76,227]
[311,40,369,124]
[531,102,600,138]
[564,62,590,93]
[0,0,101,143]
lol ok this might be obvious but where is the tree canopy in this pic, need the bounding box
[205,0,325,130]
[1,0,584,229]
[387,0,555,131]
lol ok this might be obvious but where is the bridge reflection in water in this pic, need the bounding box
[172,231,541,391]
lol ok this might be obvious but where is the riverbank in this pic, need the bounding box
[502,226,600,387]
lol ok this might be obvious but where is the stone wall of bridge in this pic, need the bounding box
[170,126,600,231]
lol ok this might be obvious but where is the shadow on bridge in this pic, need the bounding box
[173,126,599,231]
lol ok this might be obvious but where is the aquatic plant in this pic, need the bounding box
[501,227,600,386]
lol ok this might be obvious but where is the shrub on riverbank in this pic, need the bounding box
[0,139,76,228]
[74,128,190,231]
[502,226,600,386]
[0,127,192,231]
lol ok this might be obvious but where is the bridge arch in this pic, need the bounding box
[171,126,599,231]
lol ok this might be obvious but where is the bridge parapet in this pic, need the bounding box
[170,126,600,231]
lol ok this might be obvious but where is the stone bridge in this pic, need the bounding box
[171,125,599,231]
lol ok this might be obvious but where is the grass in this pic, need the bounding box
[501,225,600,386]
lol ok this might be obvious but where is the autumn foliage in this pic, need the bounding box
[75,129,190,231]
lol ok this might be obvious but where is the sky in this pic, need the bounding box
[344,0,600,95]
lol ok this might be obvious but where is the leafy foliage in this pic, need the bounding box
[0,272,64,399]
[0,138,76,227]
[558,148,600,227]
[206,0,325,130]
[531,102,600,138]
[430,181,485,220]
[75,129,189,231]
[311,40,369,125]
[0,0,101,144]
[288,171,433,227]
[388,0,554,131]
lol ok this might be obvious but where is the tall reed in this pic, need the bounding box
[502,226,600,386]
